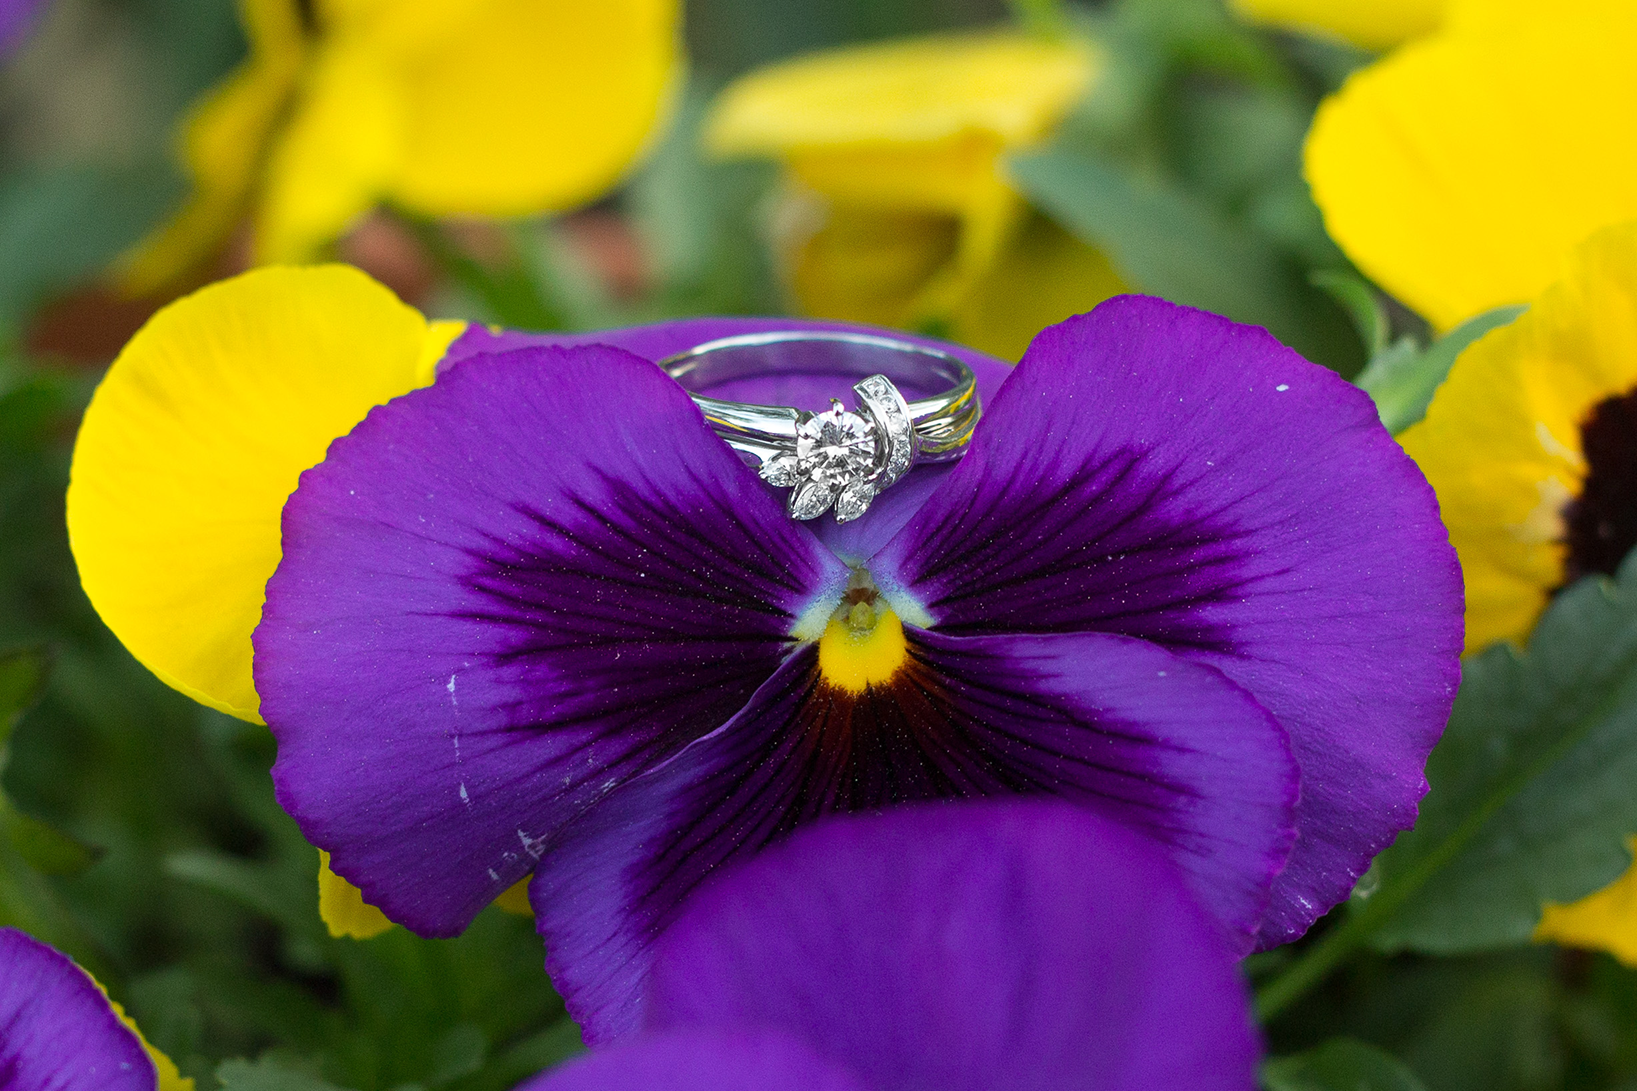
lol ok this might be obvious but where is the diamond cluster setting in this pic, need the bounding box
[758,374,918,523]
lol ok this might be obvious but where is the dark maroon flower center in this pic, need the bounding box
[1563,388,1637,583]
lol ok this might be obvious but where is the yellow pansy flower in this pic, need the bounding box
[1227,0,1444,52]
[1400,221,1637,655]
[1403,222,1637,960]
[706,30,1123,362]
[120,0,681,294]
[69,265,466,936]
[1225,0,1606,53]
[1304,4,1637,331]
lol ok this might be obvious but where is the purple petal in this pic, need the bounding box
[870,295,1465,946]
[528,627,1295,1041]
[646,800,1262,1091]
[0,0,43,57]
[0,928,155,1091]
[446,318,1012,562]
[257,344,848,936]
[517,1029,870,1091]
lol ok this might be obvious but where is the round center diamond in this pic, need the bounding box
[796,406,877,487]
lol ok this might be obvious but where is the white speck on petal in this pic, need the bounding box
[488,868,500,882]
[1275,384,1290,392]
[459,782,470,804]
[518,829,546,860]
[446,674,458,709]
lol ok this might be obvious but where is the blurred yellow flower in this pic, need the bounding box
[1304,3,1637,331]
[1226,0,1604,53]
[119,0,681,294]
[1227,0,1443,52]
[706,30,1122,362]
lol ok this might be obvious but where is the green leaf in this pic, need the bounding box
[0,807,101,875]
[1355,305,1526,434]
[0,648,48,742]
[426,1023,486,1086]
[1370,550,1637,953]
[166,848,321,938]
[0,648,97,874]
[1311,269,1390,358]
[216,1057,358,1091]
[1262,1039,1428,1091]
[1009,145,1359,372]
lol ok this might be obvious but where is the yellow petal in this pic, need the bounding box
[318,851,394,940]
[68,265,462,720]
[387,0,682,216]
[787,201,961,329]
[1536,839,1637,966]
[116,0,306,293]
[706,30,1096,154]
[1443,0,1632,35]
[254,42,406,262]
[949,213,1126,362]
[1227,0,1444,51]
[1400,221,1637,651]
[1306,13,1637,331]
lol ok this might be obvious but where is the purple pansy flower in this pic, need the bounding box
[521,800,1262,1091]
[255,296,1462,1040]
[0,928,156,1090]
[0,0,43,57]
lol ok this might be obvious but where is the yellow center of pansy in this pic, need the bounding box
[817,578,909,694]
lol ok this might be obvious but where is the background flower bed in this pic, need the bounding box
[2,1,1637,1089]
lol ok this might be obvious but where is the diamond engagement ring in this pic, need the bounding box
[660,331,981,523]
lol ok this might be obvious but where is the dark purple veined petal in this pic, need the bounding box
[517,1029,870,1091]
[257,344,849,935]
[870,295,1465,946]
[642,801,1261,1091]
[0,928,155,1091]
[528,626,1295,1041]
[446,318,1011,562]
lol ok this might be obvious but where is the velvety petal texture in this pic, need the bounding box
[0,928,156,1091]
[872,296,1464,945]
[529,627,1294,1039]
[520,1030,870,1091]
[642,801,1261,1091]
[258,344,848,935]
[1305,9,1637,330]
[68,266,460,721]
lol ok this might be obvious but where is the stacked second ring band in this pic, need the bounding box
[661,331,983,523]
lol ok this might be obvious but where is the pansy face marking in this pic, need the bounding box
[662,331,976,523]
[250,296,1462,1044]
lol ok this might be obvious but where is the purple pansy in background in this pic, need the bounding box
[0,928,155,1090]
[0,0,43,57]
[521,801,1262,1091]
[255,296,1463,1039]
